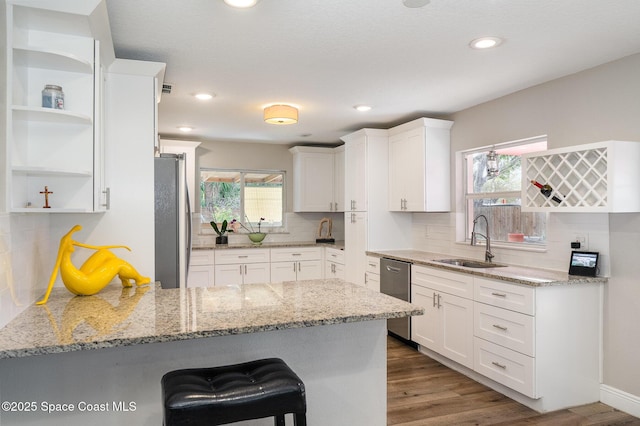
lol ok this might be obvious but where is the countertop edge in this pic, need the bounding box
[367,250,608,287]
[0,306,423,360]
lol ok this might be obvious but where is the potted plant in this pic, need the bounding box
[229,217,267,245]
[210,220,230,244]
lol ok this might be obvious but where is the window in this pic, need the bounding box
[463,137,547,246]
[200,169,285,229]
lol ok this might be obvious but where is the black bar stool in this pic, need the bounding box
[161,358,306,425]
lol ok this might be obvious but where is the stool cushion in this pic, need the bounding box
[162,358,306,426]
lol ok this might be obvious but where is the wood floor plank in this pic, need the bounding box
[387,336,640,426]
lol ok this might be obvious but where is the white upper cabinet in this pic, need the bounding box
[522,140,640,213]
[290,146,344,212]
[4,0,114,212]
[344,133,368,212]
[388,118,453,212]
[333,145,345,213]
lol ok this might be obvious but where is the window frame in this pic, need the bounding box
[199,167,286,230]
[461,136,548,247]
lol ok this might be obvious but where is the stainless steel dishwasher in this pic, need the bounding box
[380,258,411,341]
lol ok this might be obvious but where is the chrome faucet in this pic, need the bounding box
[470,214,494,262]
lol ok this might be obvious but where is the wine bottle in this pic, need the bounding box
[530,180,563,204]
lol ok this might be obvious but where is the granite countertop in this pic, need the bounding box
[193,240,345,250]
[0,279,421,360]
[367,249,608,287]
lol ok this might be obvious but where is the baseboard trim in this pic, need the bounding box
[600,384,640,418]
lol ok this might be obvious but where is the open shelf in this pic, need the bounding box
[12,106,93,124]
[12,166,93,177]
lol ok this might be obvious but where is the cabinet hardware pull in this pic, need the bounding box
[298,262,301,272]
[101,187,111,209]
[491,292,507,297]
[335,202,338,211]
[368,262,376,267]
[364,273,368,284]
[433,292,437,307]
[292,253,302,256]
[331,254,337,258]
[238,255,248,258]
[437,293,442,308]
[492,324,508,331]
[492,361,507,369]
[239,265,243,275]
[293,263,296,272]
[244,265,247,274]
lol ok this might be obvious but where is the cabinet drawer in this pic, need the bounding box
[215,248,270,265]
[190,249,215,266]
[412,265,473,299]
[325,247,345,265]
[474,277,535,315]
[474,337,536,398]
[271,247,322,262]
[365,256,380,274]
[474,302,535,356]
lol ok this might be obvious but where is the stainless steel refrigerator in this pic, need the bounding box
[155,153,191,288]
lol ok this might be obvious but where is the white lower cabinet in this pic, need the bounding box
[364,256,380,292]
[411,267,474,368]
[188,250,215,287]
[270,247,323,283]
[325,247,345,280]
[214,249,270,285]
[411,264,603,412]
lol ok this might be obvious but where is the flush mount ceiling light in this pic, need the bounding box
[194,93,214,100]
[264,104,298,125]
[178,126,193,132]
[354,105,372,112]
[469,36,503,50]
[223,0,259,8]
[403,0,430,8]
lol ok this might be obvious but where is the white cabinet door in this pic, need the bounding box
[188,265,215,288]
[344,135,367,211]
[439,292,474,368]
[333,146,345,212]
[290,147,335,212]
[215,264,243,286]
[411,284,439,350]
[296,260,323,281]
[325,261,345,280]
[411,283,474,369]
[270,262,298,283]
[242,263,270,284]
[365,272,380,292]
[344,212,367,286]
[388,118,452,212]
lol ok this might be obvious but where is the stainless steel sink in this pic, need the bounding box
[433,258,508,268]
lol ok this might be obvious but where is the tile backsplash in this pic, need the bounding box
[411,212,610,276]
[193,212,345,246]
[0,213,51,328]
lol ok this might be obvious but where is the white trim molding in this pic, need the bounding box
[601,384,640,418]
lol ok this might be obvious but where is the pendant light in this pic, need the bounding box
[486,150,499,178]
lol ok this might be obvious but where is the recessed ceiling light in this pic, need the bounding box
[223,0,259,8]
[178,126,193,132]
[469,36,503,50]
[402,0,430,8]
[194,93,214,100]
[354,105,372,112]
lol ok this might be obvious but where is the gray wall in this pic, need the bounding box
[449,53,640,398]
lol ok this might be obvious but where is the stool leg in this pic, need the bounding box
[294,412,306,426]
[274,414,286,426]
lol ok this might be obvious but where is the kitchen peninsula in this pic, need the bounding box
[0,280,421,425]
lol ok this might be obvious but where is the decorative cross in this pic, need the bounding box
[40,186,53,208]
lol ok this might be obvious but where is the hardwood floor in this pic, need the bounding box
[387,336,640,425]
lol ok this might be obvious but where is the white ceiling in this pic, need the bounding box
[105,0,640,145]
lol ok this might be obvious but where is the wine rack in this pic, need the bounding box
[522,140,640,213]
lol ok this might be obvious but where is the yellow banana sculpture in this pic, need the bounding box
[37,225,151,305]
